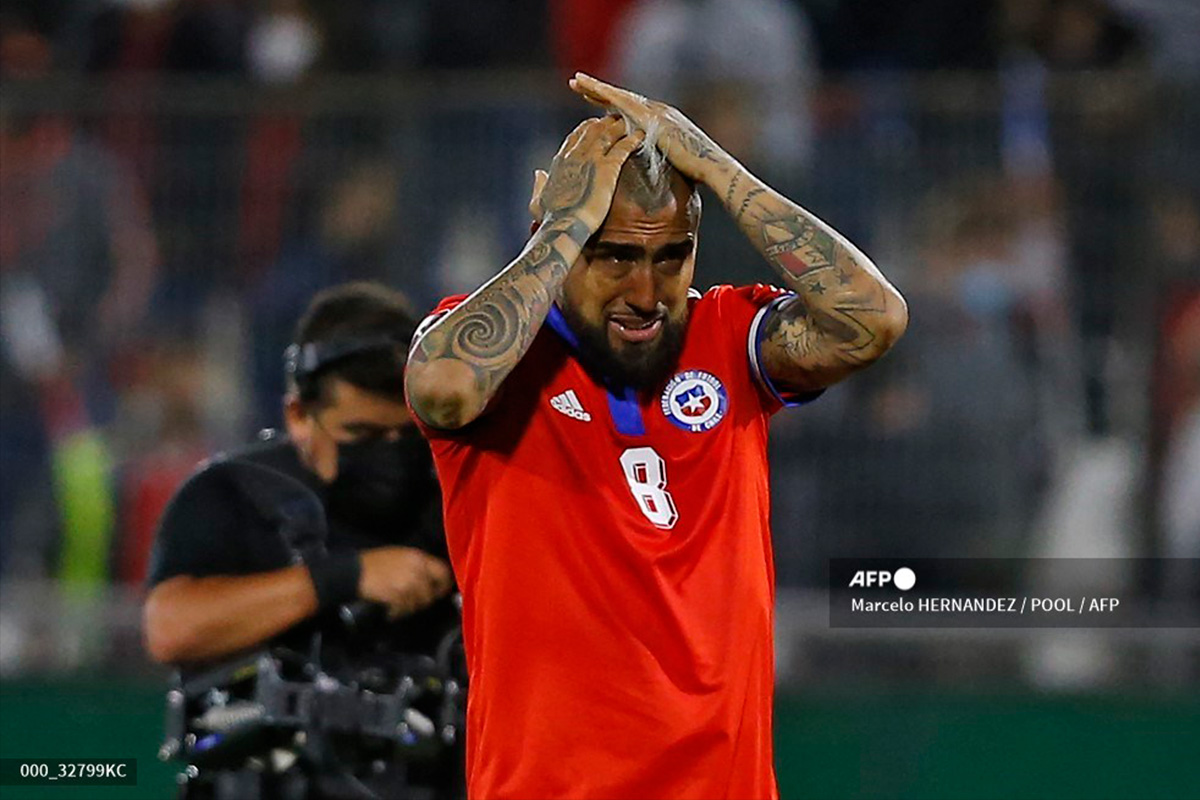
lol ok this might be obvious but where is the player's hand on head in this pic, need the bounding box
[536,114,645,231]
[568,72,728,186]
[359,546,454,619]
[528,168,550,219]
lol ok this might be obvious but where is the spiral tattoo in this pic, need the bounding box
[409,227,577,416]
[449,309,515,366]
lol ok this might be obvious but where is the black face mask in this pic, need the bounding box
[325,433,436,530]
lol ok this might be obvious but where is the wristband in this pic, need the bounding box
[305,550,362,610]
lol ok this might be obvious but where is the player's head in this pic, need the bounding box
[557,144,701,390]
[283,282,420,484]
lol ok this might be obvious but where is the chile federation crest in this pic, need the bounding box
[661,370,729,432]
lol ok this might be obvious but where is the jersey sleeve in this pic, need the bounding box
[409,294,468,356]
[706,284,824,414]
[145,463,248,587]
[406,294,510,442]
[406,295,465,443]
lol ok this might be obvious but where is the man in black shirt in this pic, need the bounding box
[144,282,459,798]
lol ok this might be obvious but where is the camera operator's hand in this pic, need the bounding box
[359,546,454,619]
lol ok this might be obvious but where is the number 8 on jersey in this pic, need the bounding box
[619,447,678,529]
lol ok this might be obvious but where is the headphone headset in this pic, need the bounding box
[283,335,403,400]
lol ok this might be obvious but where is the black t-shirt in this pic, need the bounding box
[148,431,456,657]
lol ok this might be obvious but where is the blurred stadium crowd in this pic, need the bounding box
[0,0,1197,676]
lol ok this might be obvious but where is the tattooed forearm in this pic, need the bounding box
[442,248,563,372]
[406,215,590,428]
[723,171,742,209]
[765,293,883,364]
[710,164,908,390]
[666,125,722,165]
[735,187,765,223]
[540,161,595,218]
[759,215,840,276]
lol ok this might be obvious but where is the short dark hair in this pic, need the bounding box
[615,147,702,227]
[290,282,419,408]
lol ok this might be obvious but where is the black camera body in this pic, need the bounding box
[162,618,465,800]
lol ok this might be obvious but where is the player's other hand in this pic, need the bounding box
[569,72,728,187]
[358,546,454,619]
[532,115,645,231]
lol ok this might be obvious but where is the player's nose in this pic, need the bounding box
[623,264,658,314]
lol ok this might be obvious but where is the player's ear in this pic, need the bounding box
[528,169,549,221]
[283,392,314,441]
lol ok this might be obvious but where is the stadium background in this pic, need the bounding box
[0,0,1197,797]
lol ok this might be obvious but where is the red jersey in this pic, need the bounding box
[415,285,811,799]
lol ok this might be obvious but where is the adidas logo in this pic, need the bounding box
[550,389,591,422]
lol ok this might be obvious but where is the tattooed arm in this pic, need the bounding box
[571,73,908,393]
[405,117,644,429]
[716,174,908,392]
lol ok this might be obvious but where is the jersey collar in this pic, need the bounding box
[543,304,646,436]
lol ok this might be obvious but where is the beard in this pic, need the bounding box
[560,303,687,391]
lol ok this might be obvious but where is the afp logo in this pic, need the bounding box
[849,567,917,591]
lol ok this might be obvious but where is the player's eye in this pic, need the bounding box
[596,256,634,276]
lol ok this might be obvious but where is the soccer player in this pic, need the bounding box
[405,74,908,799]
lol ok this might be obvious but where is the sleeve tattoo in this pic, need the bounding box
[719,171,906,390]
[408,213,592,410]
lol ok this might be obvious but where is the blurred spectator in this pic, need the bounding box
[236,1,324,280]
[0,19,159,365]
[0,119,159,353]
[1150,190,1200,283]
[611,0,817,175]
[246,0,321,85]
[79,0,176,219]
[151,1,251,313]
[1157,291,1200,508]
[1152,284,1200,607]
[0,15,161,586]
[1033,0,1149,435]
[1160,400,1200,558]
[0,285,58,578]
[1110,0,1200,78]
[249,159,400,426]
[1147,188,1200,570]
[610,0,818,290]
[113,340,211,585]
[998,0,1055,184]
[549,0,637,77]
[803,179,1043,575]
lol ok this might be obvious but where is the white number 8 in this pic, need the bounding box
[619,447,679,529]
